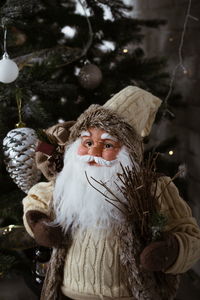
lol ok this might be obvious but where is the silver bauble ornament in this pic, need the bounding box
[78,64,102,90]
[3,127,41,193]
[0,53,19,84]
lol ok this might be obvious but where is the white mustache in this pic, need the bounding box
[77,155,117,166]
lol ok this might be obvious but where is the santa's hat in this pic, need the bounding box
[35,86,162,180]
[104,86,161,137]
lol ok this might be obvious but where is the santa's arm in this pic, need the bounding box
[23,181,63,247]
[23,181,53,236]
[157,176,200,274]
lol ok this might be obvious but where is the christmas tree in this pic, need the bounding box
[0,0,179,290]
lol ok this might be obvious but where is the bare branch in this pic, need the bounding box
[85,172,127,215]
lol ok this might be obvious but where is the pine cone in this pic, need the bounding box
[3,127,41,193]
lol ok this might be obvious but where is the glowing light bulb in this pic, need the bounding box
[169,150,174,156]
[58,118,65,123]
[123,48,128,53]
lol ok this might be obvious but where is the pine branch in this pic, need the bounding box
[97,0,132,18]
[0,0,45,25]
[0,252,17,277]
[0,190,24,223]
[0,248,32,278]
[23,100,50,127]
[0,225,36,250]
[14,46,82,70]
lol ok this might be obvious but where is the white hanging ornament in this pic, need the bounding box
[0,26,19,83]
[0,52,19,83]
[3,127,41,194]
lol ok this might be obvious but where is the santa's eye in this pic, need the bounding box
[83,140,93,147]
[104,143,114,149]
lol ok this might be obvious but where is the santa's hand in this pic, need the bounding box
[26,210,63,248]
[140,234,179,272]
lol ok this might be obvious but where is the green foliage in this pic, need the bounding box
[150,212,168,241]
[0,189,24,223]
[0,0,170,129]
[0,248,32,278]
[0,225,36,250]
[0,0,178,279]
[0,252,17,277]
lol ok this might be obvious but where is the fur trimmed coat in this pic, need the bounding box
[23,104,200,300]
[23,176,200,300]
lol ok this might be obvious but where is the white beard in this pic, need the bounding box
[53,139,134,233]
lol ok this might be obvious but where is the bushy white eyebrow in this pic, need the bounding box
[80,131,91,137]
[101,133,118,142]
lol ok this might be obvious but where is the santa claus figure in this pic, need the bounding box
[23,87,200,300]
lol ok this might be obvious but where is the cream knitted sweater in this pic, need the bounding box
[23,176,200,299]
[61,227,133,300]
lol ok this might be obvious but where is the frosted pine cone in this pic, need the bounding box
[3,127,41,193]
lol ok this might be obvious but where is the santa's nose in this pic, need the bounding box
[88,146,102,157]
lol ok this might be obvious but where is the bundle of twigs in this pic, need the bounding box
[89,154,166,243]
[88,153,179,300]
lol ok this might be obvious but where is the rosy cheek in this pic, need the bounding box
[103,148,120,161]
[77,144,88,156]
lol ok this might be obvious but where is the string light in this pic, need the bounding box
[60,97,67,104]
[164,0,199,104]
[151,0,198,154]
[58,118,65,123]
[123,48,128,53]
[77,0,93,57]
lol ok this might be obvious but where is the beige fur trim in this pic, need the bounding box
[69,104,143,163]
